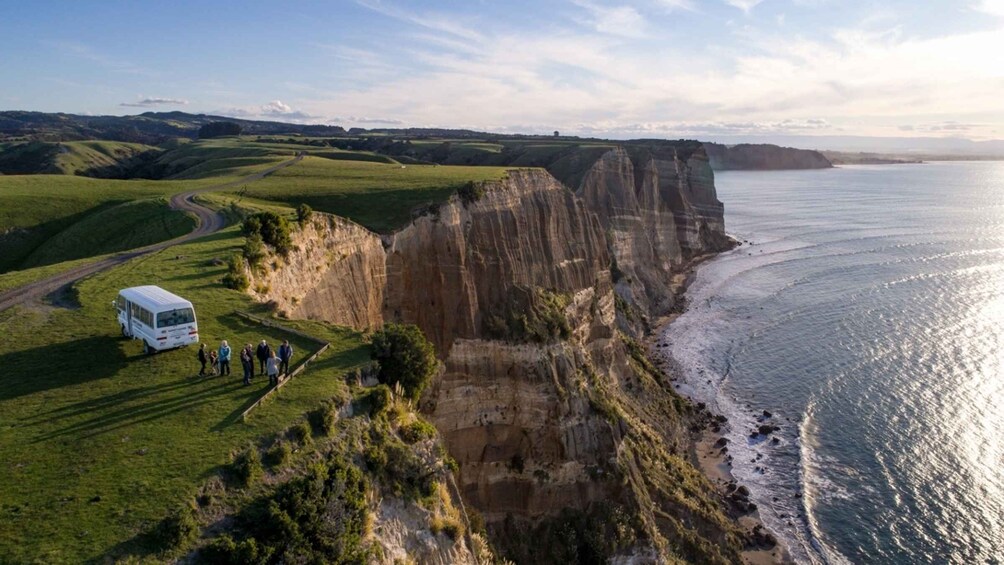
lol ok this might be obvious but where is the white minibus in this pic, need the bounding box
[114,285,200,353]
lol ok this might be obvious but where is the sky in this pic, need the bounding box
[2,0,1003,144]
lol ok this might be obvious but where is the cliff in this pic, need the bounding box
[249,148,748,562]
[704,142,832,170]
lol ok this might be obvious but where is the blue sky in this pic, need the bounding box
[2,0,1003,141]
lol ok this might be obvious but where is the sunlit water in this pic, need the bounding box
[661,162,1004,564]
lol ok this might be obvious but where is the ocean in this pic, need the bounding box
[662,162,1004,564]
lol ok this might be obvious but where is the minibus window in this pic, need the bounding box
[157,308,195,328]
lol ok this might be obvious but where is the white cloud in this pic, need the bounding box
[973,0,1004,16]
[120,96,188,107]
[210,2,1004,139]
[571,1,649,37]
[724,0,764,14]
[653,0,696,10]
[259,100,315,121]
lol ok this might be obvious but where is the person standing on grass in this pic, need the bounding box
[197,343,208,377]
[278,339,294,375]
[266,350,281,386]
[218,340,232,376]
[240,343,254,385]
[256,339,271,375]
[209,349,219,376]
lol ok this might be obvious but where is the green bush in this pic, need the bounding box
[222,253,249,291]
[354,385,392,418]
[242,211,293,255]
[224,459,369,563]
[483,287,571,344]
[457,180,486,206]
[289,420,313,447]
[309,402,338,437]
[399,419,437,444]
[242,233,266,269]
[296,203,313,225]
[370,324,437,401]
[264,440,292,469]
[199,534,269,565]
[231,446,263,488]
[154,504,199,550]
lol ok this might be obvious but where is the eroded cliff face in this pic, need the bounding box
[250,151,743,563]
[573,145,731,320]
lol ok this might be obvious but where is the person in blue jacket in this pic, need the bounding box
[218,340,232,376]
[278,340,294,375]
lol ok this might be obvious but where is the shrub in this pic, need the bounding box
[296,203,313,225]
[354,385,392,418]
[430,515,464,540]
[222,253,249,291]
[457,180,486,206]
[309,402,338,437]
[154,503,199,550]
[289,420,313,447]
[483,287,571,344]
[399,419,437,444]
[199,534,268,564]
[370,324,437,401]
[231,446,263,488]
[229,459,369,563]
[242,233,266,269]
[264,440,292,468]
[242,212,293,255]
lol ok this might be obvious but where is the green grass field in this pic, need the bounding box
[0,140,517,561]
[0,225,370,563]
[0,156,294,274]
[235,156,510,232]
[0,140,157,176]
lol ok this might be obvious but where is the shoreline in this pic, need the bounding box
[647,248,793,565]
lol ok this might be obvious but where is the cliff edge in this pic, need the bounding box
[248,144,753,563]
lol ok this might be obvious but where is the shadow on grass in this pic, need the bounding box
[31,378,268,443]
[0,335,128,403]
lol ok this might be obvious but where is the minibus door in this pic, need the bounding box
[126,300,134,337]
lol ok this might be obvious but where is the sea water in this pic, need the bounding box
[662,162,1004,564]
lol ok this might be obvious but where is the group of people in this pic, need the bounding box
[197,339,294,386]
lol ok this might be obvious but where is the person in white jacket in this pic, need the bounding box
[266,351,281,386]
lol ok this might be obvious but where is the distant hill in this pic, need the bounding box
[0,110,347,145]
[704,142,832,170]
[0,140,158,176]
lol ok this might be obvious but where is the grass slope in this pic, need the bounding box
[21,198,196,269]
[0,141,158,175]
[0,159,286,274]
[0,225,370,563]
[237,156,509,233]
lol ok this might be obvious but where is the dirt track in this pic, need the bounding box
[0,154,304,313]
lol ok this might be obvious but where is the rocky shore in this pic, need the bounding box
[646,253,793,565]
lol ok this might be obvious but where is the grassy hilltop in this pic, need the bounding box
[0,136,514,562]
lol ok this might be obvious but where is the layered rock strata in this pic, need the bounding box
[250,146,743,562]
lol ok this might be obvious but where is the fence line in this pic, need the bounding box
[234,310,331,421]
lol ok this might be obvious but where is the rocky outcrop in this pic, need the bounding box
[704,142,832,170]
[571,145,732,320]
[249,146,744,563]
[250,214,385,330]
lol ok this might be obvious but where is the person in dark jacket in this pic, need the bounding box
[255,340,271,375]
[278,340,294,375]
[197,343,208,377]
[240,343,254,385]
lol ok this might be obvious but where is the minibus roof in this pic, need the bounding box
[119,286,193,311]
